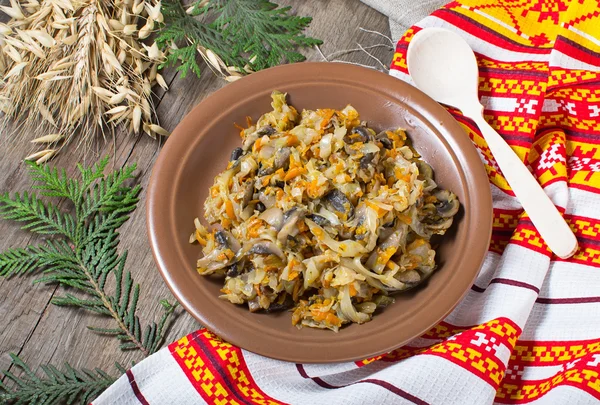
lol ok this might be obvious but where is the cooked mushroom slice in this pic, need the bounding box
[215,230,242,252]
[214,230,227,246]
[257,164,274,176]
[407,206,432,238]
[377,222,396,243]
[230,147,244,161]
[226,261,243,278]
[242,126,276,152]
[375,131,393,149]
[416,161,437,192]
[352,204,379,250]
[197,231,241,275]
[358,152,379,182]
[344,126,373,144]
[396,270,421,286]
[427,217,454,233]
[323,188,355,220]
[433,189,459,218]
[241,181,254,208]
[258,190,276,209]
[248,297,261,312]
[306,214,330,227]
[248,241,286,260]
[365,223,408,273]
[359,152,376,169]
[197,250,229,274]
[273,147,291,171]
[257,125,276,136]
[259,207,284,231]
[242,134,259,151]
[278,207,305,244]
[266,294,294,312]
[394,239,437,287]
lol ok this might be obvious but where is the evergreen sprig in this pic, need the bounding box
[0,157,177,357]
[0,353,120,405]
[157,0,322,78]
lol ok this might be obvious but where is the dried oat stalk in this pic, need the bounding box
[0,0,171,160]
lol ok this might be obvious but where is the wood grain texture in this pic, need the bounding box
[0,0,394,380]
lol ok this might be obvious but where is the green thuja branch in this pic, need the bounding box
[0,354,121,405]
[0,157,178,357]
[157,0,322,78]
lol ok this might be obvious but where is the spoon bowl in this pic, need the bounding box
[407,28,479,109]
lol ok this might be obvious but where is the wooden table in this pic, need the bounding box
[0,0,393,379]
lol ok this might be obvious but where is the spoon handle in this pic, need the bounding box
[468,109,578,259]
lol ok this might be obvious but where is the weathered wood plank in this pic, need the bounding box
[0,0,394,380]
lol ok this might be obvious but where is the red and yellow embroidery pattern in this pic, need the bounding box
[486,209,600,266]
[169,331,287,405]
[511,339,600,366]
[497,351,600,403]
[359,319,520,389]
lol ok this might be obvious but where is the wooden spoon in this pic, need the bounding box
[407,27,577,259]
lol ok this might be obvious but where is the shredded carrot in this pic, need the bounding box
[306,179,322,198]
[409,238,427,249]
[225,200,235,220]
[318,109,335,129]
[349,283,358,297]
[261,175,272,187]
[312,227,324,239]
[195,230,207,246]
[375,246,397,265]
[312,311,327,321]
[365,201,387,218]
[288,270,299,280]
[325,313,342,327]
[254,285,262,296]
[252,139,263,153]
[246,116,253,127]
[247,218,264,238]
[233,123,246,138]
[284,167,306,181]
[297,220,307,233]
[221,218,231,229]
[287,134,300,147]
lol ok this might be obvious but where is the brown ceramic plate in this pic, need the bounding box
[147,62,492,363]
